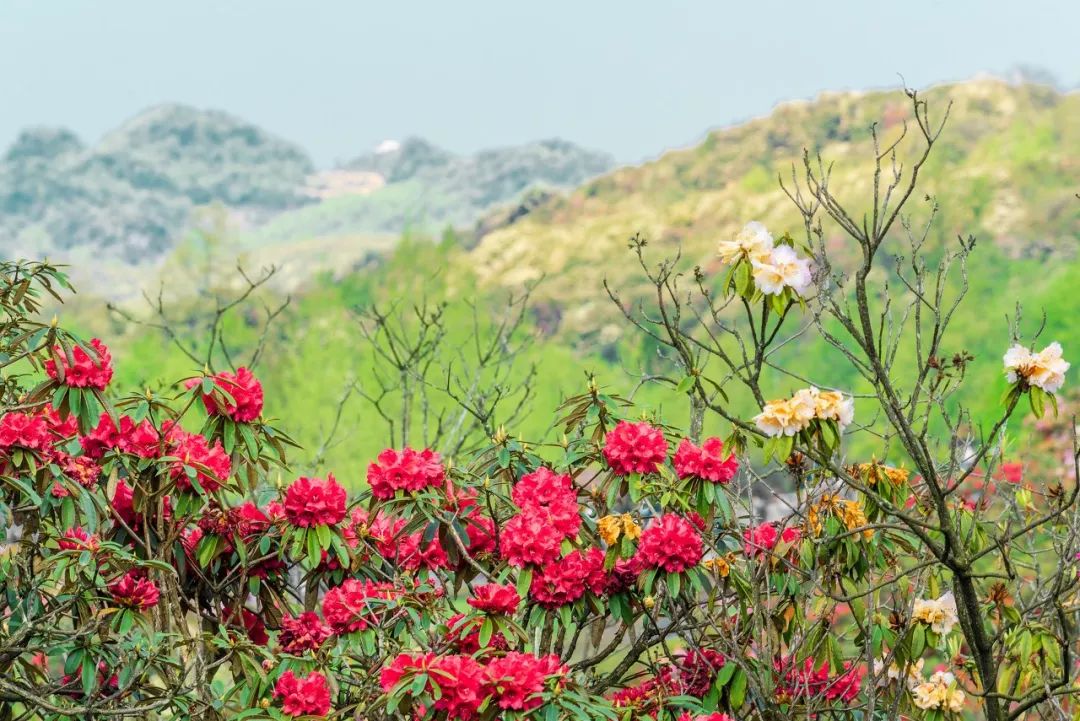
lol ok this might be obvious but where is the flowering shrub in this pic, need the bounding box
[3,91,1079,721]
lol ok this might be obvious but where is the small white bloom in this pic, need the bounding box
[912,591,959,635]
[718,221,774,265]
[813,388,855,430]
[751,244,813,296]
[1004,341,1069,393]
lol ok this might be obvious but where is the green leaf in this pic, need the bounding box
[675,375,695,394]
[729,667,747,708]
[479,618,493,648]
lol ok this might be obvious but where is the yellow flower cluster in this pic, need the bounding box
[807,494,873,539]
[754,387,854,438]
[852,461,910,486]
[597,513,641,546]
[911,670,966,712]
[703,553,735,577]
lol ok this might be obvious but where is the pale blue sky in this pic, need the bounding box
[2,0,1077,166]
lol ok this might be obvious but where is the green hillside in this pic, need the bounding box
[64,78,1080,484]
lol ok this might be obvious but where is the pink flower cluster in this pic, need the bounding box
[367,446,445,499]
[321,577,400,634]
[109,570,160,610]
[189,367,263,422]
[499,467,580,567]
[380,650,567,718]
[467,583,521,615]
[165,425,231,493]
[273,670,331,717]
[674,437,739,483]
[774,656,864,704]
[283,475,347,527]
[603,421,668,475]
[743,521,802,558]
[634,513,704,573]
[45,338,113,389]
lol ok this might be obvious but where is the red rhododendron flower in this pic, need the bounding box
[463,510,497,557]
[278,611,333,654]
[112,479,139,529]
[283,475,346,527]
[530,549,607,608]
[60,454,101,489]
[322,578,399,634]
[380,651,438,692]
[224,608,269,646]
[483,652,565,711]
[166,427,231,493]
[189,367,264,422]
[634,514,703,573]
[743,522,779,557]
[603,420,668,476]
[997,461,1023,484]
[0,412,51,452]
[427,654,485,719]
[444,613,509,654]
[678,648,727,696]
[396,529,449,571]
[499,511,566,567]
[781,526,802,545]
[57,526,99,552]
[81,413,159,459]
[511,467,580,536]
[679,714,736,721]
[467,583,521,615]
[38,404,78,438]
[774,656,863,703]
[45,338,113,389]
[673,437,738,483]
[109,570,160,610]
[273,670,331,717]
[367,446,445,499]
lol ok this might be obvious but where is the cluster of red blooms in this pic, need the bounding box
[277,612,333,654]
[164,424,231,493]
[283,474,347,527]
[45,338,113,389]
[467,582,521,615]
[674,437,739,483]
[603,420,669,475]
[58,526,100,552]
[609,648,728,713]
[380,650,567,718]
[635,513,705,573]
[188,366,264,422]
[81,413,160,459]
[108,570,160,610]
[773,656,864,704]
[367,446,445,499]
[273,670,332,717]
[321,577,401,634]
[499,467,580,567]
[743,522,802,558]
[530,547,609,608]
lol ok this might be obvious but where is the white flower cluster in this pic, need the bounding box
[1003,341,1069,394]
[912,591,959,635]
[753,387,854,438]
[717,222,813,296]
[911,670,966,712]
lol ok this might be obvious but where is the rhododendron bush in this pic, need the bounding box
[2,90,1079,721]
